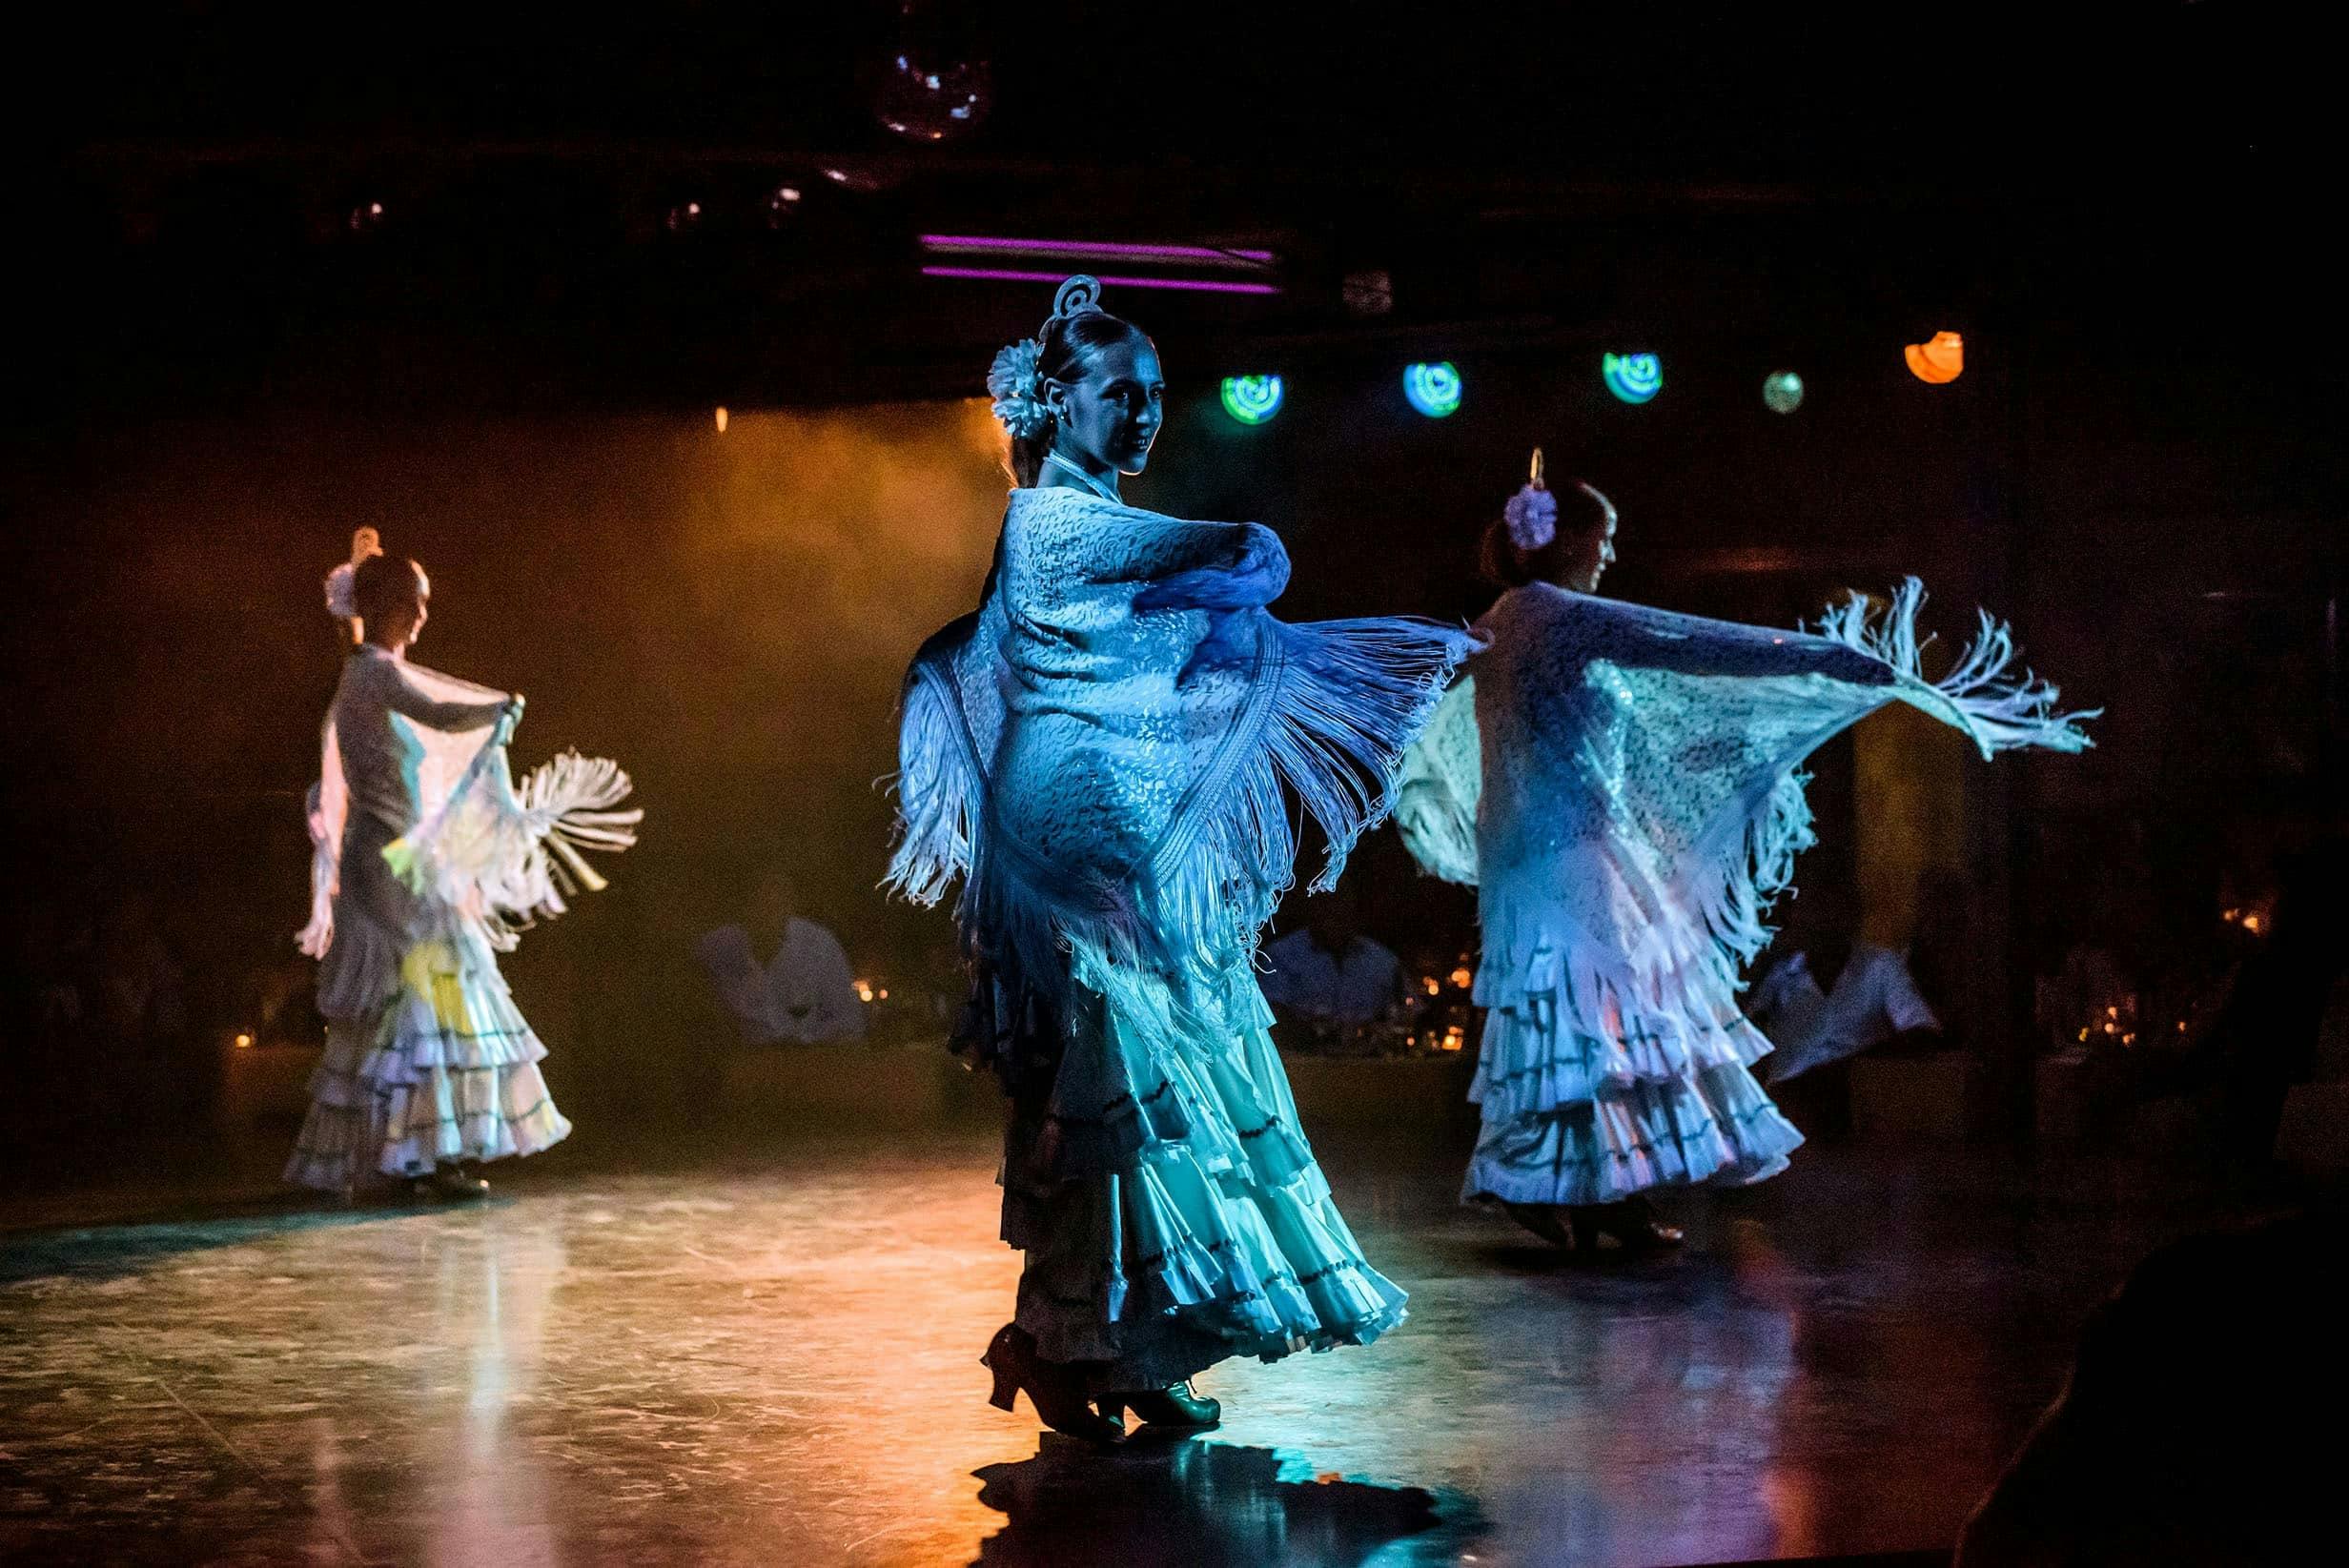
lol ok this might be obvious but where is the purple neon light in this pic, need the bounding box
[920,234,1277,266]
[920,265,1280,295]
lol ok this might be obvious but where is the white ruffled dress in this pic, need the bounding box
[1398,581,2092,1207]
[286,647,639,1191]
[891,487,1473,1391]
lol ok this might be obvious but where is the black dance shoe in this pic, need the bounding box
[419,1166,491,1201]
[1579,1199,1684,1256]
[1504,1202,1579,1250]
[982,1324,1125,1446]
[1101,1382,1221,1433]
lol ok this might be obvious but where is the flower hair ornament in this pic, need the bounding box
[986,275,1108,438]
[1504,446,1559,552]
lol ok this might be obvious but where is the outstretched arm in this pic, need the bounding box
[380,663,516,733]
[1567,591,1895,685]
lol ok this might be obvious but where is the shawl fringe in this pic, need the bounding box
[394,748,643,951]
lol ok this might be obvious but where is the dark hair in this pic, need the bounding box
[1479,480,1613,588]
[1009,307,1152,488]
[352,554,426,633]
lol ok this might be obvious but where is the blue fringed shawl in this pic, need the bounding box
[1397,580,2095,1046]
[889,488,1474,1035]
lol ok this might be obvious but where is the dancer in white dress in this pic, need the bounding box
[889,278,1472,1441]
[288,554,641,1198]
[1398,460,2094,1252]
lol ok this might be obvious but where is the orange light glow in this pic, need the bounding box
[234,1032,254,1049]
[714,406,729,433]
[1440,1026,1465,1052]
[853,979,875,1004]
[1421,976,1440,996]
[1449,967,1473,989]
[1905,330,1964,384]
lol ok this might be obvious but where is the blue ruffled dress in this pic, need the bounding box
[890,487,1473,1390]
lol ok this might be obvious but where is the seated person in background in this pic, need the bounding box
[1261,882,1406,1033]
[1746,877,1940,1084]
[1957,1209,2345,1566]
[695,870,866,1045]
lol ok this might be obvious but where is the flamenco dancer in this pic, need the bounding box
[1397,457,2093,1254]
[288,553,641,1199]
[889,277,1473,1443]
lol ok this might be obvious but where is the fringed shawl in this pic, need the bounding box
[1397,580,2094,1032]
[889,487,1473,1030]
[299,656,642,965]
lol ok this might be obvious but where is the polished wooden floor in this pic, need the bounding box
[0,1104,2255,1566]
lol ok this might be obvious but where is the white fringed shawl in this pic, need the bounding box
[299,657,642,963]
[889,487,1474,1032]
[1396,580,2094,1034]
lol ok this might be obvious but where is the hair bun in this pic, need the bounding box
[1052,275,1103,320]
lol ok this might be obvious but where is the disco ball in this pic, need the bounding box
[868,50,993,143]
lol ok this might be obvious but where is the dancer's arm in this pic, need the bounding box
[1566,591,1894,685]
[380,664,517,733]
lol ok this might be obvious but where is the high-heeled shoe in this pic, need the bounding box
[981,1324,1124,1446]
[417,1166,490,1201]
[1504,1201,1578,1251]
[1100,1382,1220,1433]
[1577,1199,1684,1256]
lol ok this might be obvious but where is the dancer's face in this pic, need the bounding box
[1561,486,1619,592]
[1050,336,1164,478]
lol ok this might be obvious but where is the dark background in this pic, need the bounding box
[5,2,2339,1156]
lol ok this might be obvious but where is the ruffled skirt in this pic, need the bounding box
[986,958,1406,1394]
[286,927,571,1191]
[1463,938,1802,1207]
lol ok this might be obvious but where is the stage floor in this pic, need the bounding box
[0,1119,2249,1567]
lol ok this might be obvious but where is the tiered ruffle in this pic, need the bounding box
[1462,924,1801,1207]
[1002,962,1406,1394]
[285,929,570,1191]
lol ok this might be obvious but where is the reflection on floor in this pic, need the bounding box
[972,1436,1465,1566]
[0,1121,2262,1567]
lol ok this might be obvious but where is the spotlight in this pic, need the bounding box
[664,199,705,234]
[765,185,804,228]
[1906,330,1964,384]
[1219,375,1284,426]
[1403,361,1462,418]
[1763,370,1805,414]
[1603,353,1663,405]
[714,406,729,434]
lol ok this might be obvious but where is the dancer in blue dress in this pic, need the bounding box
[889,277,1474,1442]
[1398,459,2094,1252]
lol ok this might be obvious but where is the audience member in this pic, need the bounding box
[1261,883,1406,1032]
[695,869,866,1045]
[1957,1209,2346,1566]
[1747,878,1941,1084]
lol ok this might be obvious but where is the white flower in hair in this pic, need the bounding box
[987,337,1052,438]
[1504,483,1558,552]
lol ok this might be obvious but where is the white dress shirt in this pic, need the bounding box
[696,918,867,1045]
[1748,944,1940,1083]
[1259,929,1405,1026]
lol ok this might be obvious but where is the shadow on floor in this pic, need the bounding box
[970,1434,1482,1567]
[0,1191,443,1284]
